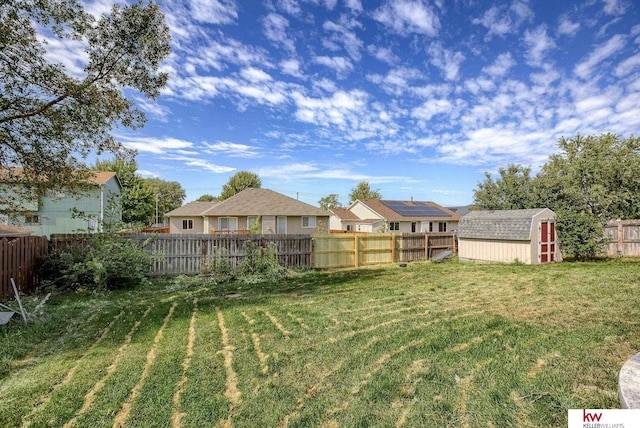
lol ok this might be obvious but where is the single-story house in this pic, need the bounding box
[331,199,461,233]
[0,168,121,237]
[458,208,561,264]
[166,188,330,235]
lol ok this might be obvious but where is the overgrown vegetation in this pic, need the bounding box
[199,240,288,285]
[2,259,639,426]
[40,233,156,292]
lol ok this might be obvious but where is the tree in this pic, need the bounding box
[472,164,537,210]
[219,171,261,200]
[93,158,153,225]
[196,194,218,202]
[142,177,186,224]
[348,181,382,204]
[318,194,343,210]
[1,1,170,203]
[536,133,640,220]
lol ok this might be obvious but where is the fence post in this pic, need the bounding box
[391,234,396,262]
[354,234,359,268]
[617,220,624,256]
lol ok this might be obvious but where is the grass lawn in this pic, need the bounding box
[1,259,639,427]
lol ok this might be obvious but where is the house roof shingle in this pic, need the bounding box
[458,208,552,241]
[1,167,117,186]
[329,207,360,220]
[0,223,34,237]
[203,188,328,217]
[165,201,219,217]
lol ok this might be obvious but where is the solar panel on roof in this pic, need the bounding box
[381,201,451,217]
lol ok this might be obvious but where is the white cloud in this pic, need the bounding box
[615,53,640,77]
[313,55,354,76]
[204,142,260,157]
[291,89,369,131]
[482,53,516,77]
[322,17,363,61]
[367,45,399,65]
[602,0,629,16]
[523,25,556,67]
[558,16,580,37]
[182,158,236,173]
[574,34,626,79]
[121,137,194,154]
[411,98,454,122]
[281,58,304,78]
[277,0,301,16]
[189,0,238,24]
[428,42,465,81]
[367,67,423,95]
[345,0,363,12]
[240,67,273,82]
[263,13,295,52]
[373,0,440,37]
[472,6,514,40]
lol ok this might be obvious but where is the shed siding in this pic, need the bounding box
[459,238,531,264]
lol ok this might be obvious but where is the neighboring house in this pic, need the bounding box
[0,223,34,240]
[331,199,461,233]
[458,208,561,265]
[166,188,330,235]
[0,168,121,237]
[165,201,219,234]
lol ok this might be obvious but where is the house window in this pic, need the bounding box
[438,222,447,232]
[182,219,193,230]
[25,214,40,224]
[301,216,316,228]
[389,222,400,231]
[277,216,287,234]
[346,225,352,231]
[428,222,433,232]
[219,217,238,231]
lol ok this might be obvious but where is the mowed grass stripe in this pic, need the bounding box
[64,305,153,428]
[112,302,177,427]
[21,310,125,427]
[172,298,198,428]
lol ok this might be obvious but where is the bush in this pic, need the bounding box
[200,240,288,285]
[40,234,156,291]
[201,248,236,284]
[555,209,606,261]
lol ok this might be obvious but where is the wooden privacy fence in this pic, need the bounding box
[121,233,313,276]
[312,233,457,269]
[604,220,640,257]
[0,236,48,300]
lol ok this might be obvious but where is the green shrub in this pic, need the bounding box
[40,234,156,291]
[201,247,236,283]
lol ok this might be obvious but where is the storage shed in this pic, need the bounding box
[458,208,561,264]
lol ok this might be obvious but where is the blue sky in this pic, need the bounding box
[59,0,640,207]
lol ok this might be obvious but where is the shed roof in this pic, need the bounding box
[203,188,328,217]
[458,208,554,241]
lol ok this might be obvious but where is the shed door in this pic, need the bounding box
[540,220,556,262]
